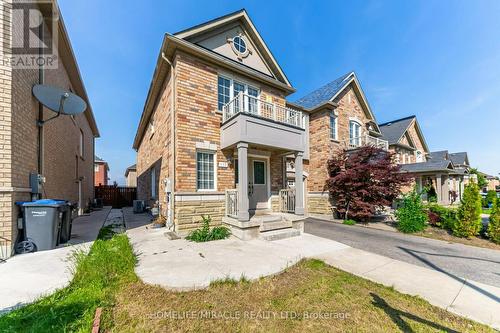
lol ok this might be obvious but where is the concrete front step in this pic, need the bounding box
[259,228,300,241]
[259,219,293,232]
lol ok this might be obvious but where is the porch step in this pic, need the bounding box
[259,228,300,241]
[259,219,292,232]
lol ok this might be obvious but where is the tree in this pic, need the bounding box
[395,189,427,233]
[485,190,497,207]
[325,146,412,221]
[454,181,482,238]
[469,168,488,190]
[488,197,500,244]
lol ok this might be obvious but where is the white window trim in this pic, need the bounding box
[196,149,218,192]
[218,74,260,111]
[330,112,338,140]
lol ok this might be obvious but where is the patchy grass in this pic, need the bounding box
[109,260,492,333]
[416,226,500,251]
[0,233,137,333]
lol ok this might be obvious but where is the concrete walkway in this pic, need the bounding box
[0,207,111,314]
[125,209,500,329]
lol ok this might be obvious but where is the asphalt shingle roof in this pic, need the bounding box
[428,150,448,161]
[449,152,467,165]
[400,160,453,173]
[378,116,415,145]
[294,72,353,109]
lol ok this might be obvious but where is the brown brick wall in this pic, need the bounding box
[94,163,108,186]
[307,85,373,192]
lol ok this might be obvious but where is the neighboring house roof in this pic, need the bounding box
[294,72,351,109]
[449,152,469,166]
[125,164,137,177]
[94,155,109,171]
[428,150,449,161]
[400,160,454,173]
[378,115,430,153]
[292,72,381,134]
[133,9,294,150]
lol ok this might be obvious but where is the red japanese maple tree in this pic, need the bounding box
[325,146,412,221]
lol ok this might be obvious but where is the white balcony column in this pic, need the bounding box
[442,175,450,205]
[294,151,305,215]
[237,142,250,221]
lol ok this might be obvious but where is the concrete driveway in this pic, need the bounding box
[0,207,111,314]
[305,218,500,287]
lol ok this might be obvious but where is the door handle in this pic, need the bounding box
[248,183,254,196]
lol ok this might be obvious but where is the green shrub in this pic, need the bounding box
[488,198,500,244]
[395,190,427,233]
[343,219,356,225]
[454,182,482,238]
[485,190,497,207]
[186,215,231,242]
[426,203,458,230]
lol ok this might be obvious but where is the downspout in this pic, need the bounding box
[37,19,44,189]
[161,52,176,231]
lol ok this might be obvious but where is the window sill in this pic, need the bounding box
[330,139,340,143]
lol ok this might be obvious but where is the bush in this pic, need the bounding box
[488,198,500,244]
[454,182,482,238]
[426,203,458,230]
[395,190,427,233]
[485,190,497,207]
[186,215,231,242]
[343,219,356,225]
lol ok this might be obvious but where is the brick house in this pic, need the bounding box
[379,116,469,205]
[124,164,137,187]
[94,156,109,186]
[0,1,99,256]
[133,9,310,239]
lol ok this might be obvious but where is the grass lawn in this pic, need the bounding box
[0,231,494,332]
[416,226,500,251]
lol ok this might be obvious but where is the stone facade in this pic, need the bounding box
[389,119,428,164]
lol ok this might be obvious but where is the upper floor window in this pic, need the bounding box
[330,113,337,140]
[349,120,361,147]
[94,164,99,172]
[416,150,424,163]
[217,75,259,112]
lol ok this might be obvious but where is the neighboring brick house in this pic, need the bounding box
[290,72,388,215]
[124,164,137,187]
[133,10,307,239]
[94,156,109,186]
[0,1,99,256]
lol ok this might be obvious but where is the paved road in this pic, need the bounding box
[305,218,500,287]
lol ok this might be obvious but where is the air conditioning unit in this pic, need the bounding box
[133,200,145,213]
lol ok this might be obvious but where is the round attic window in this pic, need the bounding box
[233,36,246,53]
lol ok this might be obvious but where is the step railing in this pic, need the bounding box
[222,92,304,128]
[225,189,238,218]
[279,189,296,213]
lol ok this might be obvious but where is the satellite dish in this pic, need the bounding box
[32,84,87,116]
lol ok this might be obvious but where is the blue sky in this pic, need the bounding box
[59,0,500,184]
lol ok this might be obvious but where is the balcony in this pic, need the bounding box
[222,92,304,128]
[344,135,389,150]
[220,92,306,151]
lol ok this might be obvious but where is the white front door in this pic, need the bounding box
[249,158,269,211]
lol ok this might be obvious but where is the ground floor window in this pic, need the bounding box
[197,151,215,190]
[151,168,156,199]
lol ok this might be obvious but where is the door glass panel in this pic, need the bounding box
[253,161,265,185]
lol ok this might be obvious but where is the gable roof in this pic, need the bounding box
[400,160,454,173]
[125,164,137,177]
[174,9,292,87]
[294,72,351,109]
[428,150,449,160]
[449,152,469,166]
[379,115,430,153]
[293,72,381,133]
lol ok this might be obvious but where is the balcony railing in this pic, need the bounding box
[225,189,238,218]
[222,92,304,128]
[279,189,296,213]
[345,135,389,150]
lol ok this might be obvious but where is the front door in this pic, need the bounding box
[249,158,269,211]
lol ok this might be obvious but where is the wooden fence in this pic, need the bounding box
[95,186,137,208]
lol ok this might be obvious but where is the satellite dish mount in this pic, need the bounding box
[32,84,87,126]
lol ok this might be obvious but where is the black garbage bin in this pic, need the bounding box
[21,199,68,251]
[59,202,73,244]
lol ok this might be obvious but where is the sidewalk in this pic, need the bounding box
[0,207,111,314]
[125,208,500,329]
